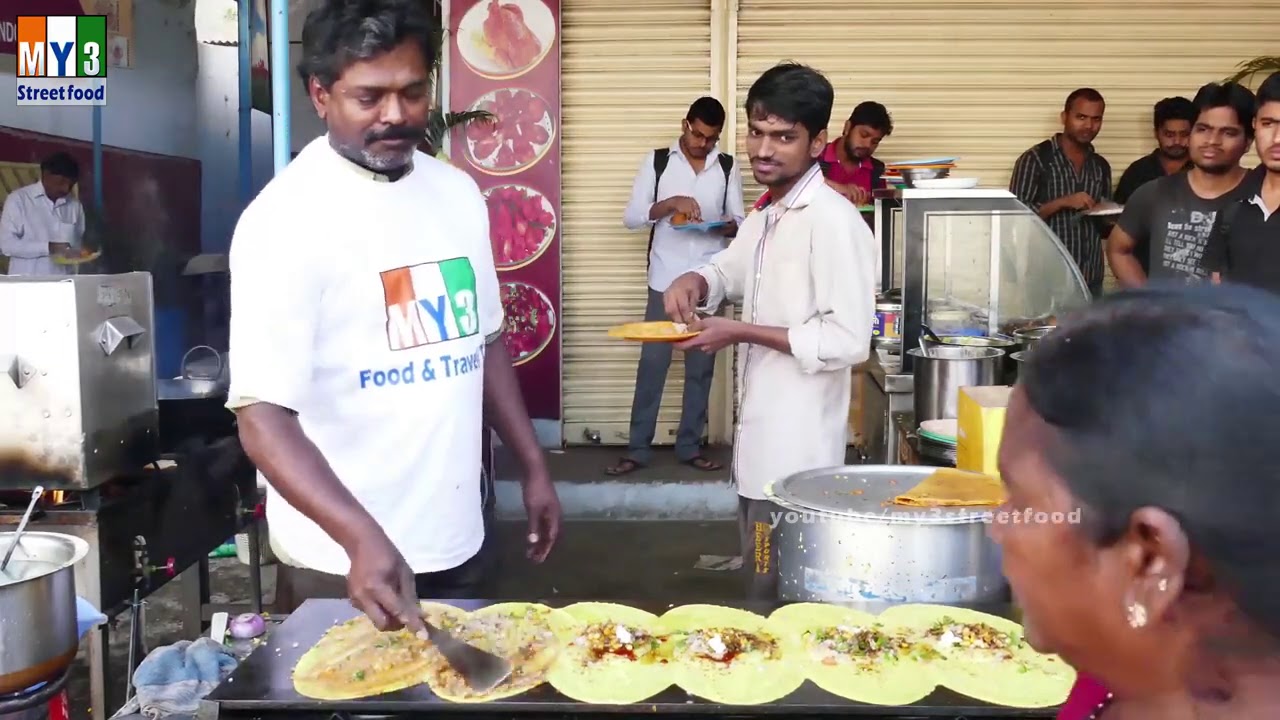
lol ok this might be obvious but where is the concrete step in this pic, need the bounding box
[493,444,736,520]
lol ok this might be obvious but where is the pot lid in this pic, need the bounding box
[764,465,995,524]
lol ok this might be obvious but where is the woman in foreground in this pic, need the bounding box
[992,282,1280,719]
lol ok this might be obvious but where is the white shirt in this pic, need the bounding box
[226,137,504,575]
[623,140,746,292]
[695,163,877,500]
[0,181,84,276]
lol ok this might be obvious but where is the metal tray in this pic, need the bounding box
[201,598,1055,719]
[765,465,994,525]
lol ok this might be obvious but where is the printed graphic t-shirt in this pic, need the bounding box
[1117,172,1253,282]
[227,137,504,575]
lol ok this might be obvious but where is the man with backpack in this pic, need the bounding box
[610,97,746,476]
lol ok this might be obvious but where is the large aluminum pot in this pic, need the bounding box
[0,532,88,694]
[908,345,1004,422]
[766,465,1007,603]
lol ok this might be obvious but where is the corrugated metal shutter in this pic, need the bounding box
[731,0,1278,401]
[561,0,714,446]
[736,0,1278,196]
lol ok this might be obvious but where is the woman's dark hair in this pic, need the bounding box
[1192,82,1257,139]
[1022,283,1280,639]
[744,62,833,140]
[297,0,437,89]
[40,152,79,181]
[848,101,893,136]
[686,96,726,129]
[1153,96,1196,129]
[1258,71,1280,108]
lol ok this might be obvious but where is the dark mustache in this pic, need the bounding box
[365,125,426,144]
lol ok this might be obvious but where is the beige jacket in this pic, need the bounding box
[695,163,877,499]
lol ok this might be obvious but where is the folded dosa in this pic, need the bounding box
[892,468,1006,507]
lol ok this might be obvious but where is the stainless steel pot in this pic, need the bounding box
[1014,325,1056,354]
[0,532,88,694]
[908,345,1004,422]
[766,465,1007,603]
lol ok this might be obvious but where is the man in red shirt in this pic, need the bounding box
[820,101,893,206]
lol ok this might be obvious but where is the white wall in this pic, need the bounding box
[194,43,325,253]
[0,0,200,160]
[195,43,275,252]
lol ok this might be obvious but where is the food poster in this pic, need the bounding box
[448,0,562,421]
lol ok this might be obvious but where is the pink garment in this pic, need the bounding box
[1057,673,1111,719]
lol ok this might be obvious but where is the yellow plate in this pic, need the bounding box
[53,250,101,265]
[606,321,699,342]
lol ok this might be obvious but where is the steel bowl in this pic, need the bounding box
[1014,325,1056,353]
[900,167,951,187]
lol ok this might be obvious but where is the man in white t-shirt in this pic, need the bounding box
[227,0,561,632]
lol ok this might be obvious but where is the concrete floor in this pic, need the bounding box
[63,519,741,719]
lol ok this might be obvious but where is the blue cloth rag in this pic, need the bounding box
[77,596,107,639]
[131,638,238,718]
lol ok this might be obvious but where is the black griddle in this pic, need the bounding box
[200,599,1061,719]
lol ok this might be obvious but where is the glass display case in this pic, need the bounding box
[876,188,1090,372]
[861,188,1091,464]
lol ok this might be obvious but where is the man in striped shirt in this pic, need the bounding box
[1009,88,1113,297]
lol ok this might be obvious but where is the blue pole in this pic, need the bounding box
[238,0,253,203]
[91,103,103,208]
[269,0,291,173]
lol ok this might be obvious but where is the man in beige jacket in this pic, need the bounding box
[664,63,877,599]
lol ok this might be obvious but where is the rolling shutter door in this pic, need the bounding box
[560,0,714,446]
[734,1,1280,291]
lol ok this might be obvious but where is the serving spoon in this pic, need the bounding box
[0,486,44,574]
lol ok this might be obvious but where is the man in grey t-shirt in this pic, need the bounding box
[1107,82,1256,287]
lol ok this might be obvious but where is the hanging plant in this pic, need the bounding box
[1224,56,1280,85]
[424,109,495,159]
[422,26,495,160]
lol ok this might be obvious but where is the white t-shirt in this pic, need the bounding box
[227,136,504,575]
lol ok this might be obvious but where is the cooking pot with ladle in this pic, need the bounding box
[0,532,89,695]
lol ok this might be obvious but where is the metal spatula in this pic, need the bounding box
[420,619,512,693]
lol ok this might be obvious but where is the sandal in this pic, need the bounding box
[682,456,723,472]
[605,458,643,476]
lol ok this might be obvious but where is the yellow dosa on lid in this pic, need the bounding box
[891,468,1006,507]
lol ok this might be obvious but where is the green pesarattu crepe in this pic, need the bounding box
[547,602,675,703]
[661,604,803,705]
[879,604,1075,708]
[291,601,463,700]
[769,603,940,705]
[424,601,575,702]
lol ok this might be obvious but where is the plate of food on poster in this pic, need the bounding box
[484,184,556,270]
[501,281,557,366]
[464,88,556,176]
[456,0,556,80]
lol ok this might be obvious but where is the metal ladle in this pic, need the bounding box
[0,486,44,573]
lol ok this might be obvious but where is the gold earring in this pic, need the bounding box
[1127,602,1148,629]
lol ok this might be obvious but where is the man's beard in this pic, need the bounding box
[1161,146,1188,160]
[330,125,425,171]
[1194,160,1235,176]
[843,137,865,160]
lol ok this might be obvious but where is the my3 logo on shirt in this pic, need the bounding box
[381,258,481,350]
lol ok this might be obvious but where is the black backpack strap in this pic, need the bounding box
[647,148,669,272]
[1033,138,1056,170]
[718,153,733,214]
